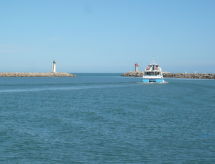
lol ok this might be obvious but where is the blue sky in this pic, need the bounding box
[0,0,215,73]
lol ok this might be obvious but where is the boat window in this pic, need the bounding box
[145,71,161,76]
[146,72,155,75]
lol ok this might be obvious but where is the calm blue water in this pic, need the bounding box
[0,74,215,163]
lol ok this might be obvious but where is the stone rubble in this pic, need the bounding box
[0,72,75,77]
[122,72,215,79]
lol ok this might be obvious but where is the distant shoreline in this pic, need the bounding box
[122,72,215,79]
[0,72,75,77]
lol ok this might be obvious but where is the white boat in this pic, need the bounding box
[142,63,165,83]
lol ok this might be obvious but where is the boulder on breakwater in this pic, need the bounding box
[0,72,75,77]
[122,72,215,79]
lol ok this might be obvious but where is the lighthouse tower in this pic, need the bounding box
[52,60,56,73]
[134,63,139,72]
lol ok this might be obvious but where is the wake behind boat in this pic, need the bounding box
[142,63,166,83]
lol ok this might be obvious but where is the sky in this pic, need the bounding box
[0,0,215,73]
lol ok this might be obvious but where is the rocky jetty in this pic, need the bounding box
[0,72,75,77]
[163,73,215,79]
[122,72,215,79]
[122,72,144,77]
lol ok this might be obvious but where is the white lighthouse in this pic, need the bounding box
[52,60,56,73]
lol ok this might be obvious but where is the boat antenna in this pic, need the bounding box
[151,56,157,64]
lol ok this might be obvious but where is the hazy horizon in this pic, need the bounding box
[0,0,215,73]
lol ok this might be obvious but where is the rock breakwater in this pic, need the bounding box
[122,72,215,79]
[122,72,144,77]
[0,72,75,77]
[163,73,215,79]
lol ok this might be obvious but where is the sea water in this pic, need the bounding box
[0,74,215,163]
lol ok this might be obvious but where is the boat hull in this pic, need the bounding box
[142,78,165,83]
